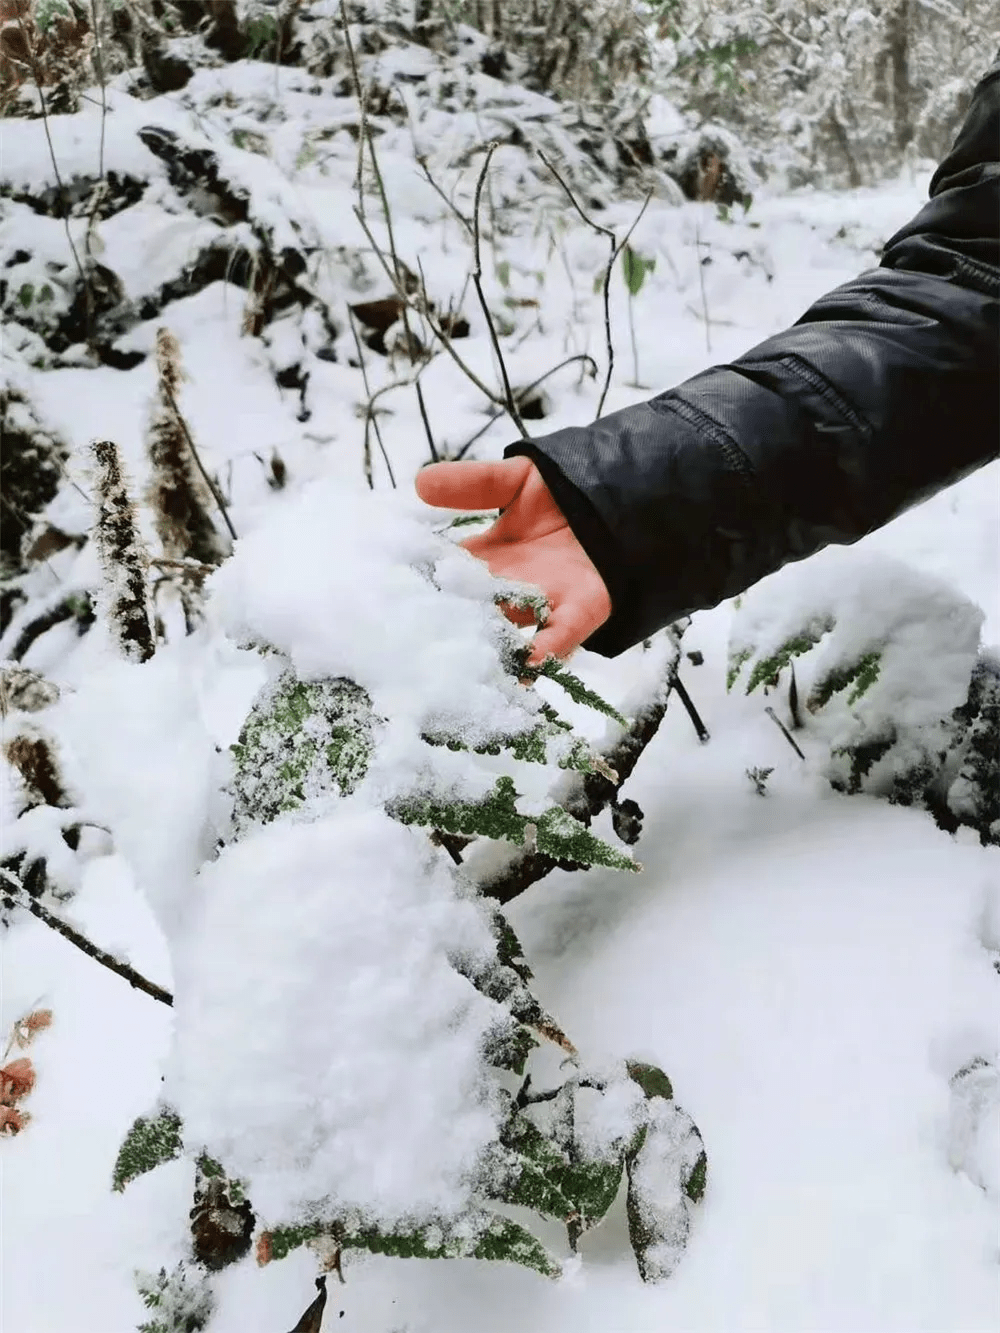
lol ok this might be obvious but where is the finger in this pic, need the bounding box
[495,599,545,629]
[414,456,533,511]
[524,599,596,667]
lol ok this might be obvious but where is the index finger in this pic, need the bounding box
[414,457,533,512]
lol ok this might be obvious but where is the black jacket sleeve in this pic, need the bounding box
[504,51,1000,659]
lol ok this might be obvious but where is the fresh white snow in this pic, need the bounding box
[2,42,998,1333]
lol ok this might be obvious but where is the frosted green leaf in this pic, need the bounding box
[624,1068,707,1283]
[230,671,377,832]
[535,659,628,727]
[112,1105,182,1193]
[808,650,882,711]
[136,1263,213,1333]
[261,1211,562,1278]
[535,804,640,872]
[739,615,836,694]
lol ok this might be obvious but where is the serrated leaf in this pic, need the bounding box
[808,650,882,711]
[112,1105,183,1192]
[536,659,628,727]
[261,1211,562,1278]
[734,615,835,695]
[535,804,640,872]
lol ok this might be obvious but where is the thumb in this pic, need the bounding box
[415,456,533,512]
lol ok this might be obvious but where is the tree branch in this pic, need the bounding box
[2,868,174,1007]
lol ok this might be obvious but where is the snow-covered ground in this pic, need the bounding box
[2,45,998,1333]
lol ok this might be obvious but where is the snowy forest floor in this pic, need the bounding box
[3,47,999,1333]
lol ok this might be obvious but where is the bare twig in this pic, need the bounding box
[537,151,652,417]
[13,8,90,337]
[694,221,712,355]
[160,384,238,541]
[452,354,598,461]
[471,142,528,440]
[672,671,710,742]
[538,150,616,416]
[415,153,473,236]
[89,0,107,181]
[346,307,397,489]
[352,205,511,410]
[1,868,173,1007]
[415,379,439,463]
[765,705,807,760]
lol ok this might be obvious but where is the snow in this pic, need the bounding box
[3,30,998,1333]
[166,807,502,1226]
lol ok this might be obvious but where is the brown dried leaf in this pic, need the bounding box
[1,1057,35,1104]
[13,1009,53,1049]
[0,1105,28,1135]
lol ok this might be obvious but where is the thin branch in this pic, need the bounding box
[160,384,238,541]
[339,0,367,203]
[415,379,439,463]
[352,206,510,411]
[537,150,651,419]
[694,221,712,355]
[89,0,107,181]
[415,153,474,237]
[765,705,807,760]
[452,354,598,461]
[1,869,173,1007]
[537,150,617,415]
[471,141,528,440]
[14,7,90,334]
[672,671,710,742]
[347,306,395,489]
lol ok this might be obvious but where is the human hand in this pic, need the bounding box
[414,456,612,670]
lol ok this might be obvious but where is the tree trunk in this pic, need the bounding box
[885,0,913,151]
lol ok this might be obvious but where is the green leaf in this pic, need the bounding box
[739,616,836,694]
[535,658,629,727]
[389,774,528,844]
[112,1105,183,1192]
[621,246,655,297]
[726,647,753,691]
[808,650,882,712]
[38,283,54,303]
[17,283,34,310]
[496,260,511,289]
[135,1263,213,1333]
[624,1085,707,1283]
[535,804,640,872]
[448,510,498,527]
[626,1060,674,1102]
[261,1212,562,1278]
[231,670,377,831]
[593,272,604,294]
[244,13,277,58]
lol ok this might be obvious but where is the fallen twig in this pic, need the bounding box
[1,868,173,1007]
[765,705,807,760]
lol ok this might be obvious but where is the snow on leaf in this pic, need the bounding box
[112,1105,183,1193]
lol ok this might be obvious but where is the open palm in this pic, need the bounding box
[415,456,612,668]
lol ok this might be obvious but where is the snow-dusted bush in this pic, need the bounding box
[53,474,706,1311]
[728,549,1000,846]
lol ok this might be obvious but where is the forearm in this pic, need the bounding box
[506,56,999,659]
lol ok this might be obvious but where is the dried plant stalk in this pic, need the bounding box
[90,438,155,663]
